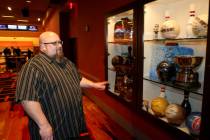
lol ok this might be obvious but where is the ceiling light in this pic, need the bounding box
[37,18,41,21]
[17,19,29,22]
[2,15,14,18]
[26,0,31,3]
[7,7,12,11]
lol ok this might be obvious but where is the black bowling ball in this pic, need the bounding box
[156,61,177,82]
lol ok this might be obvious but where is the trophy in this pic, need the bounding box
[174,55,203,88]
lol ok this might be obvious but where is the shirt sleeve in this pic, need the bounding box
[15,63,41,102]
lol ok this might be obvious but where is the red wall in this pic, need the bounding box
[44,8,61,35]
[71,0,184,139]
[75,0,137,80]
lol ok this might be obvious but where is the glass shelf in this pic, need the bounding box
[108,39,133,45]
[143,76,203,96]
[144,37,207,42]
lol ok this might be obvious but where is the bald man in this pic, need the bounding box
[15,31,107,140]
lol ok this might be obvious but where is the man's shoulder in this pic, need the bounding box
[26,54,39,63]
[23,54,45,69]
[64,58,74,65]
[65,58,77,68]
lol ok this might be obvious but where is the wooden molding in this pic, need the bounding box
[79,69,99,82]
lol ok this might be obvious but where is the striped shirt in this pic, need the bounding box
[15,52,87,140]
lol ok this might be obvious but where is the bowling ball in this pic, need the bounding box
[165,104,185,125]
[160,20,180,39]
[151,97,169,117]
[112,55,124,67]
[156,61,176,82]
[192,14,208,37]
[186,112,201,136]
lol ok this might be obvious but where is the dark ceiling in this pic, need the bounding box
[0,0,67,26]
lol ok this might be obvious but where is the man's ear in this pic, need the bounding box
[40,44,46,52]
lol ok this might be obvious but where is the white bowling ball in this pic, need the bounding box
[165,104,185,125]
[192,14,208,37]
[160,20,180,39]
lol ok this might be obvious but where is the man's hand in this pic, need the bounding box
[80,77,108,90]
[92,81,108,90]
[39,123,53,140]
[21,101,53,140]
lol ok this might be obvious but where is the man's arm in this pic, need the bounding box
[80,77,108,90]
[21,100,53,140]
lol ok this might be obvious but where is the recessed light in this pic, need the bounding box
[37,18,41,21]
[17,19,29,22]
[2,15,14,18]
[7,7,12,11]
[26,0,31,3]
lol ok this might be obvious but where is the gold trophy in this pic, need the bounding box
[174,55,203,89]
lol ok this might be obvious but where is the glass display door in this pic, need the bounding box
[106,8,136,104]
[142,0,209,138]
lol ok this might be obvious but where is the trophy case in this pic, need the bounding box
[106,0,210,139]
[141,0,210,139]
[105,3,138,106]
